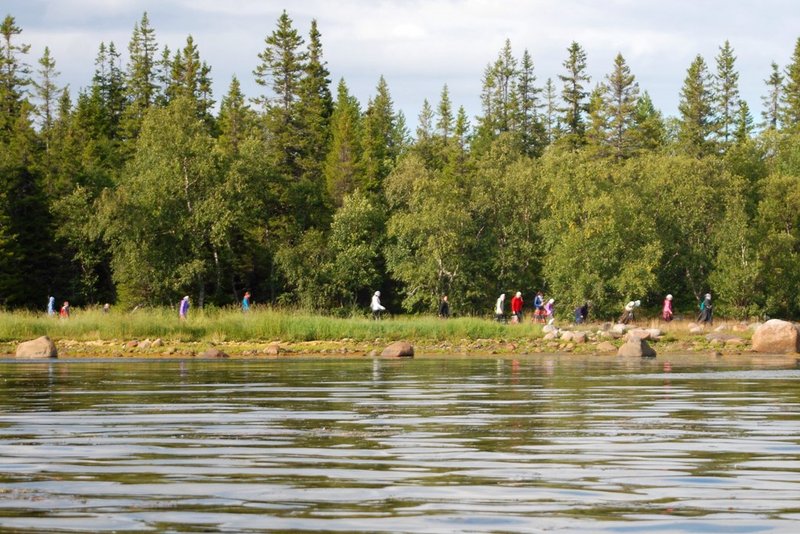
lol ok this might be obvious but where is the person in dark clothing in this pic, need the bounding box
[438,295,450,318]
[574,302,589,324]
[697,293,713,324]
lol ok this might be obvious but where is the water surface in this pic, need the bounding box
[1,356,800,532]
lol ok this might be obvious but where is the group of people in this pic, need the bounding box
[47,296,70,318]
[495,291,556,324]
[171,288,714,324]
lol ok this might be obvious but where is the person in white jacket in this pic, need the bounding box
[371,291,386,320]
[494,293,506,323]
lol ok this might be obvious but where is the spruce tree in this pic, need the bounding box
[217,75,256,155]
[543,77,559,144]
[33,47,59,137]
[436,84,453,141]
[0,15,30,138]
[295,19,333,219]
[167,35,214,119]
[733,100,754,143]
[122,12,159,140]
[361,76,399,190]
[324,78,362,206]
[515,49,545,156]
[558,41,590,146]
[604,52,639,159]
[629,91,665,154]
[677,54,716,156]
[762,61,783,130]
[780,37,800,132]
[714,40,740,145]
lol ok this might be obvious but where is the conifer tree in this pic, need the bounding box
[122,12,159,140]
[714,40,740,145]
[253,11,306,179]
[515,49,545,156]
[677,54,716,156]
[733,100,754,143]
[543,77,559,144]
[585,85,609,157]
[436,84,453,141]
[604,52,639,159]
[295,19,333,218]
[217,76,256,155]
[629,91,665,154]
[0,15,30,138]
[762,61,783,130]
[558,41,590,146]
[361,76,399,189]
[780,37,800,132]
[166,35,214,119]
[325,79,362,206]
[33,47,59,137]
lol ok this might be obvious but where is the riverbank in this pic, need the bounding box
[0,308,769,358]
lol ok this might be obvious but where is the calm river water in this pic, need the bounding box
[1,356,800,533]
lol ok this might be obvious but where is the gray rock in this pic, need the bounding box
[15,336,58,359]
[139,340,152,349]
[199,348,229,358]
[617,338,656,358]
[752,319,800,353]
[627,328,651,341]
[611,324,628,335]
[265,342,282,355]
[543,332,557,341]
[572,331,587,344]
[689,326,704,335]
[596,341,616,352]
[152,338,164,347]
[542,324,557,334]
[381,341,414,358]
[560,331,574,342]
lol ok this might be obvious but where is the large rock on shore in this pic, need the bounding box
[617,337,656,358]
[752,319,800,353]
[199,347,230,358]
[16,336,58,359]
[381,341,414,358]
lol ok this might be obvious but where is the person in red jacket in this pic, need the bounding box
[511,291,524,323]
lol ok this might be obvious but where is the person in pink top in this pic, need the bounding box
[662,294,673,322]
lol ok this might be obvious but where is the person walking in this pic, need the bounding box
[574,302,589,324]
[510,291,524,323]
[371,291,386,320]
[179,296,190,320]
[619,300,641,324]
[544,298,555,324]
[242,291,251,313]
[47,296,55,316]
[662,294,674,322]
[533,291,544,323]
[59,301,70,318]
[697,293,713,324]
[495,293,506,323]
[438,295,450,318]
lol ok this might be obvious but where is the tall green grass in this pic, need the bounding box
[0,308,544,343]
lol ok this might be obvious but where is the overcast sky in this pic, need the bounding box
[5,0,800,125]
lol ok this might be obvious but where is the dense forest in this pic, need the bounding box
[2,11,800,319]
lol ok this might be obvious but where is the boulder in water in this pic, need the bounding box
[381,341,414,358]
[751,319,800,353]
[15,336,57,359]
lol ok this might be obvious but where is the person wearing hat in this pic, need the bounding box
[697,293,713,324]
[510,291,524,323]
[179,295,190,320]
[495,293,506,323]
[619,299,641,324]
[662,294,674,322]
[371,291,386,320]
[544,298,555,324]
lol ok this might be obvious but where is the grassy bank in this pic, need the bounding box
[0,308,546,344]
